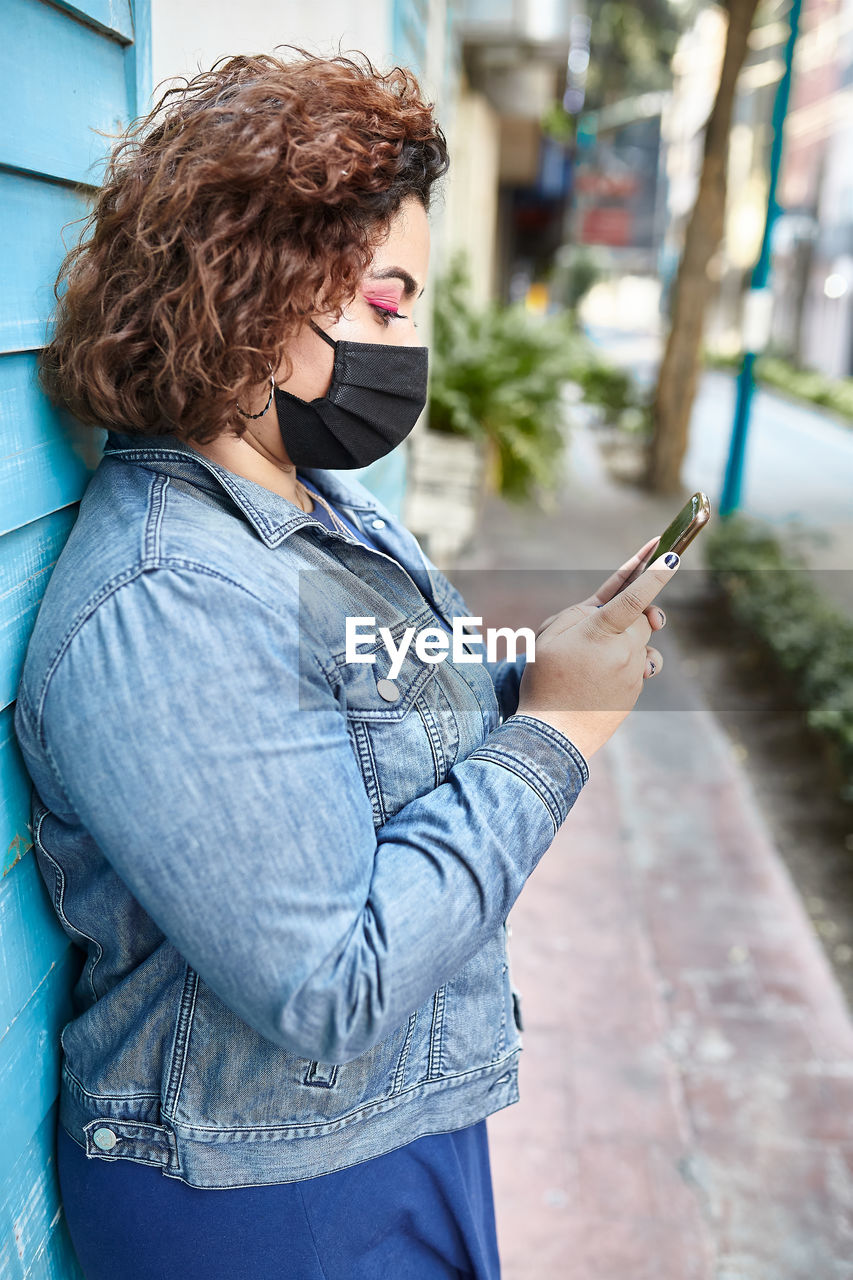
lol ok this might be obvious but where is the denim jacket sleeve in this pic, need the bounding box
[484,652,528,722]
[37,565,588,1066]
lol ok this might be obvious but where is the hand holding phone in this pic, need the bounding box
[616,492,711,594]
[519,548,681,760]
[533,491,711,646]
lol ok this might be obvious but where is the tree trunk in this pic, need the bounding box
[645,0,760,493]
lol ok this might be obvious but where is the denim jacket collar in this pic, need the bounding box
[102,428,384,551]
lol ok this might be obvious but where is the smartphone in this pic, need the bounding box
[621,491,711,589]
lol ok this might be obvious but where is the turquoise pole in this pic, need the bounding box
[719,0,803,516]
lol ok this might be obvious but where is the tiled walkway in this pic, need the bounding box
[488,696,853,1279]
[450,424,853,1278]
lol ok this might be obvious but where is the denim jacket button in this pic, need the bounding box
[370,518,386,529]
[93,1126,119,1151]
[376,678,400,702]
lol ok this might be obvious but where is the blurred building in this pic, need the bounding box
[448,1,578,302]
[773,0,853,378]
[660,0,853,378]
[570,91,670,280]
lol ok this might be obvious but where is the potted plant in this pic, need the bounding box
[405,255,586,562]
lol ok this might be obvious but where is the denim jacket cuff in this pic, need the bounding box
[468,712,590,834]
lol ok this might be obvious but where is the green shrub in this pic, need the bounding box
[574,362,634,418]
[428,254,653,498]
[706,515,853,801]
[428,255,588,502]
[704,351,853,425]
[570,357,653,434]
[759,358,853,422]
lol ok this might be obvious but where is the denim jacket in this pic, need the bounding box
[13,429,589,1188]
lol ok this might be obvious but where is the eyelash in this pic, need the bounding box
[369,302,408,326]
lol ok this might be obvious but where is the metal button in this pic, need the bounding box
[376,678,400,702]
[370,518,386,529]
[93,1126,118,1151]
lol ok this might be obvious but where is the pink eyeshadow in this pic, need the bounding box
[363,292,401,310]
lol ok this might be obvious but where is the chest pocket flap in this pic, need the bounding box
[325,607,440,723]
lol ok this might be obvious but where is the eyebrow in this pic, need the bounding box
[367,267,425,299]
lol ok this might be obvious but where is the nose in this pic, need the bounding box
[398,322,422,346]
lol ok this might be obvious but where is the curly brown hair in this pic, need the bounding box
[40,49,449,444]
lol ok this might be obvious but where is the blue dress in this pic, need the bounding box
[55,474,502,1280]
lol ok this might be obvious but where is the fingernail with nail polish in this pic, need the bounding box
[664,553,679,569]
[657,609,666,626]
[647,660,656,676]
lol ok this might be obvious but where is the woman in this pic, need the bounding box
[15,50,675,1279]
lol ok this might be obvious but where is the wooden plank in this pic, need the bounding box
[49,0,134,44]
[0,352,105,538]
[0,947,78,1173]
[392,0,430,76]
[0,8,147,1279]
[0,854,74,1038]
[0,172,91,355]
[1,704,35,878]
[0,510,79,715]
[18,1211,84,1280]
[0,1105,84,1280]
[0,0,130,185]
[129,0,153,116]
[0,1100,83,1280]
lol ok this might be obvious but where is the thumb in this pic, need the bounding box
[591,552,680,636]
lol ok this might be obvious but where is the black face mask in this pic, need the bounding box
[274,321,429,469]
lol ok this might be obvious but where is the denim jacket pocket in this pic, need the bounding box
[171,976,455,1134]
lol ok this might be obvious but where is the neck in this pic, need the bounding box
[186,432,313,512]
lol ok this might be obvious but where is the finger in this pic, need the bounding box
[626,612,653,649]
[644,646,663,679]
[586,535,661,607]
[536,601,597,639]
[591,552,680,637]
[646,605,666,632]
[624,539,664,588]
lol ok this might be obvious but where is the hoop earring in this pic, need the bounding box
[236,365,276,419]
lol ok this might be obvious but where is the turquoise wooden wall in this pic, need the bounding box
[392,0,429,74]
[0,1,150,1274]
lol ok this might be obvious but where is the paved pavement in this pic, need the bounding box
[584,322,853,523]
[452,424,853,1279]
[584,323,853,609]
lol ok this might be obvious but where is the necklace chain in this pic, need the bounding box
[243,431,354,539]
[294,478,354,539]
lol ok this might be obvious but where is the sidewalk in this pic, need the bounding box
[453,425,853,1279]
[584,315,853,615]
